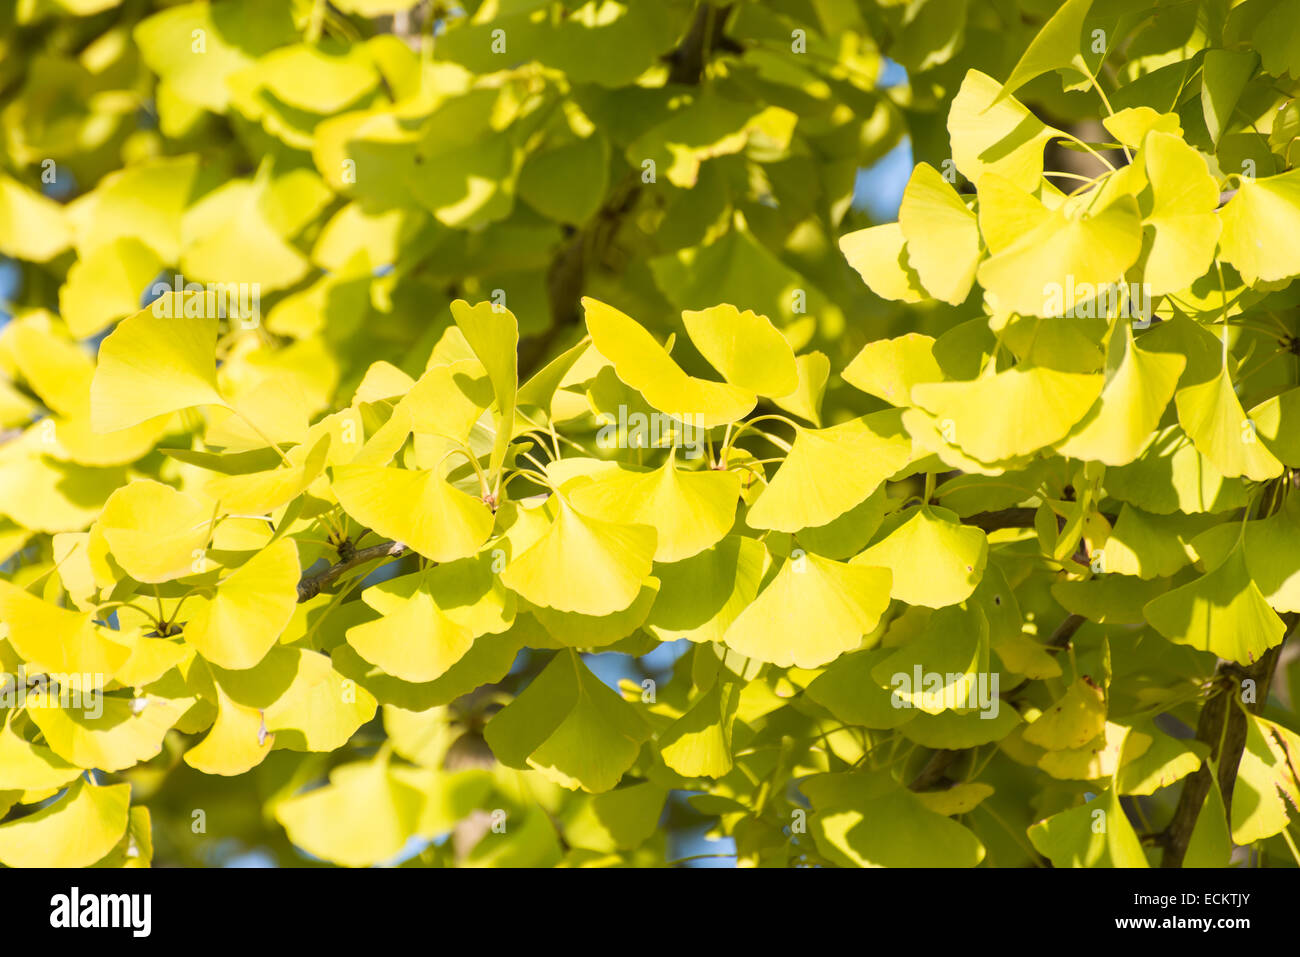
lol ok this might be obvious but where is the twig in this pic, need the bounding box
[296,540,407,603]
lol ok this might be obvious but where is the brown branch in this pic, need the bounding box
[296,540,408,603]
[908,749,961,792]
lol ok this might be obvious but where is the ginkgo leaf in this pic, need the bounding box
[1028,787,1149,868]
[1106,425,1250,515]
[1000,0,1093,97]
[347,579,475,684]
[183,683,275,776]
[722,552,892,668]
[838,223,927,303]
[1175,365,1283,481]
[841,334,942,407]
[1144,541,1288,664]
[658,679,741,779]
[332,463,495,562]
[28,693,191,772]
[96,479,214,584]
[529,578,660,648]
[450,299,518,480]
[911,365,1104,463]
[1139,131,1223,295]
[745,412,912,532]
[583,297,754,427]
[205,434,332,514]
[567,453,740,562]
[1022,677,1107,750]
[977,196,1142,317]
[276,752,425,867]
[871,605,989,714]
[212,647,377,753]
[803,771,985,868]
[1219,168,1300,284]
[501,498,656,617]
[484,651,651,793]
[1056,325,1185,466]
[681,304,798,397]
[181,538,300,671]
[0,582,131,679]
[0,780,129,869]
[898,162,980,305]
[90,298,228,433]
[0,717,81,791]
[948,71,1058,191]
[645,536,769,644]
[853,506,988,609]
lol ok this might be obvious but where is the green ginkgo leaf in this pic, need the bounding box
[745,412,912,532]
[871,605,989,714]
[658,678,741,779]
[181,538,300,671]
[911,365,1104,463]
[484,651,651,793]
[644,536,769,644]
[90,298,228,433]
[1250,386,1300,466]
[805,647,918,730]
[898,162,980,305]
[853,505,988,609]
[567,453,740,562]
[1231,712,1296,844]
[501,497,656,617]
[838,223,927,303]
[1056,325,1185,466]
[1144,540,1287,664]
[529,579,660,648]
[583,297,754,427]
[0,779,129,869]
[1106,425,1250,515]
[803,771,985,868]
[1027,787,1149,868]
[1138,131,1223,295]
[1183,767,1232,867]
[332,463,495,562]
[681,304,799,397]
[1219,169,1300,284]
[1175,365,1283,481]
[722,552,892,668]
[999,0,1093,98]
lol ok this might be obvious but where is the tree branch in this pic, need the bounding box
[296,540,408,603]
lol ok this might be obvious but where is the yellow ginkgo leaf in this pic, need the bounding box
[948,70,1058,191]
[331,463,495,562]
[96,479,214,583]
[583,296,755,427]
[183,683,275,776]
[0,582,131,679]
[1218,168,1300,284]
[347,581,475,683]
[838,223,927,303]
[0,779,129,868]
[841,334,943,406]
[567,452,740,562]
[853,506,988,609]
[0,717,81,791]
[206,434,332,514]
[722,552,892,668]
[1139,131,1222,295]
[501,498,656,617]
[1022,677,1107,751]
[898,162,981,305]
[28,694,192,773]
[89,297,228,433]
[1056,326,1186,466]
[911,365,1104,463]
[181,538,300,670]
[276,752,425,867]
[680,303,799,397]
[1175,365,1283,482]
[746,412,913,533]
